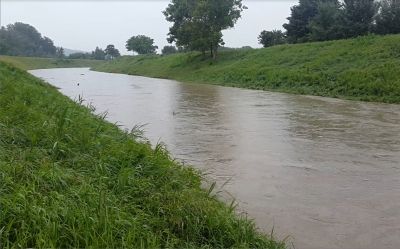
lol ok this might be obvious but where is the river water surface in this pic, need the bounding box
[30,68,400,249]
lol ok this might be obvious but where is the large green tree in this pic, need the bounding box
[258,30,286,48]
[92,47,106,60]
[161,45,178,55]
[163,0,246,59]
[0,27,9,55]
[56,47,65,59]
[283,0,321,43]
[283,0,379,43]
[105,44,121,59]
[126,35,158,55]
[375,0,400,35]
[308,0,343,41]
[340,0,378,37]
[0,22,57,57]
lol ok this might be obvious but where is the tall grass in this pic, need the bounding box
[0,61,284,248]
[94,34,400,103]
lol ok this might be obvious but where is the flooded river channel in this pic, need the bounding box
[31,68,400,249]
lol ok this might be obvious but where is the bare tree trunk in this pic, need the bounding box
[209,43,218,60]
[212,46,217,60]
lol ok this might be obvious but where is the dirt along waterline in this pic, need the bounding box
[30,68,400,249]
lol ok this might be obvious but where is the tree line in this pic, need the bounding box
[0,22,57,57]
[68,45,121,60]
[259,0,400,47]
[124,0,246,59]
[2,1,400,60]
[0,22,121,60]
[127,0,400,58]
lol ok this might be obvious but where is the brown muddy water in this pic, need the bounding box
[30,68,400,249]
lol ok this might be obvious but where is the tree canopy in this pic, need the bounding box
[67,45,120,60]
[68,52,92,60]
[92,47,106,60]
[340,0,378,38]
[280,0,396,44]
[375,0,400,35]
[163,0,246,59]
[105,44,121,59]
[258,30,286,48]
[283,0,322,43]
[0,22,57,57]
[307,0,343,41]
[161,45,178,55]
[126,35,158,55]
[56,47,65,59]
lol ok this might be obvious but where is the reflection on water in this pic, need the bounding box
[31,68,400,249]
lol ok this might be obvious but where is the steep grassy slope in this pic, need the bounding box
[0,61,284,248]
[0,55,104,70]
[94,35,400,103]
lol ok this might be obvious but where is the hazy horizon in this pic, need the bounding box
[1,0,297,54]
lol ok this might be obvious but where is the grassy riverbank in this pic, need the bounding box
[0,55,103,70]
[0,61,284,248]
[94,34,400,103]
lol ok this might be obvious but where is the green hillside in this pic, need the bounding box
[94,35,400,103]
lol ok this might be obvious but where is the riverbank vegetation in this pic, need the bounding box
[0,61,284,248]
[0,55,104,70]
[93,34,400,103]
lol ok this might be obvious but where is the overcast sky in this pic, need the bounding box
[1,0,297,54]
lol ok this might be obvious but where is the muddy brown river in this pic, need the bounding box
[30,68,400,249]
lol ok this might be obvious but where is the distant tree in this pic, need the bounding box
[68,52,91,59]
[126,35,158,55]
[340,0,378,38]
[218,46,236,51]
[375,0,400,35]
[104,44,121,59]
[177,46,188,53]
[163,0,246,59]
[308,0,343,41]
[0,22,57,57]
[92,47,106,60]
[41,36,57,56]
[161,45,178,55]
[283,0,321,43]
[258,30,287,47]
[240,46,253,50]
[0,27,8,55]
[56,47,65,59]
[283,0,346,43]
